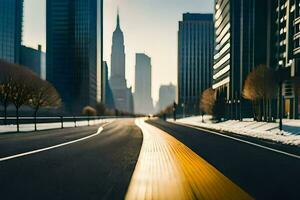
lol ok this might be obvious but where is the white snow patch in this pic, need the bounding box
[174,116,300,146]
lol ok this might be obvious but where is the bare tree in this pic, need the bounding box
[82,106,97,126]
[0,60,36,131]
[10,70,34,132]
[243,65,277,121]
[0,77,13,124]
[29,79,61,131]
[0,60,16,124]
[200,88,215,115]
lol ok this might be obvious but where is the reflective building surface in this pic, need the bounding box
[178,13,214,115]
[46,0,103,114]
[20,45,46,79]
[274,0,300,118]
[0,0,23,63]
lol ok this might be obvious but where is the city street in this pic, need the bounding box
[0,120,142,200]
[1,119,300,199]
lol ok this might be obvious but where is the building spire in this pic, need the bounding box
[117,7,120,29]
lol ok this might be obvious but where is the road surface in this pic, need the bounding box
[0,120,142,200]
[148,119,300,200]
[1,118,300,199]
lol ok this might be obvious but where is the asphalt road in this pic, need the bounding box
[0,119,142,200]
[148,119,300,200]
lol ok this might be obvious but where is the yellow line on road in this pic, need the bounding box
[125,119,253,200]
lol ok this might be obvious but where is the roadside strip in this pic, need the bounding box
[173,121,300,160]
[125,119,252,200]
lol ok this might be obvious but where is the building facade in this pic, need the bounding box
[157,83,177,112]
[20,45,46,79]
[102,61,115,109]
[46,0,103,114]
[109,11,134,113]
[178,13,214,115]
[0,0,23,63]
[134,53,153,114]
[213,0,272,119]
[274,0,300,118]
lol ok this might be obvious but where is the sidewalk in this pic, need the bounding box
[0,118,115,134]
[175,116,300,146]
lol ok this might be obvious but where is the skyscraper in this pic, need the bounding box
[20,45,46,79]
[273,0,300,118]
[110,11,134,113]
[0,0,23,63]
[213,0,271,119]
[46,0,103,114]
[157,83,176,112]
[102,61,115,109]
[134,53,153,114]
[178,13,214,115]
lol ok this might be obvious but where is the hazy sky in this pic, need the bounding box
[23,0,214,103]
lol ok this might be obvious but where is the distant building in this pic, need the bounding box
[109,11,134,113]
[20,45,46,79]
[178,13,214,115]
[134,53,153,114]
[0,0,23,63]
[158,83,176,112]
[102,61,115,109]
[46,0,103,114]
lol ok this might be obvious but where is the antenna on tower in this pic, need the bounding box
[116,6,120,28]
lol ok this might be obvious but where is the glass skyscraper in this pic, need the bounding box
[134,53,154,114]
[0,0,23,63]
[46,0,103,114]
[274,0,300,118]
[178,13,214,115]
[213,0,271,119]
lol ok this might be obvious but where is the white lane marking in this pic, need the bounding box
[172,122,300,160]
[0,126,104,162]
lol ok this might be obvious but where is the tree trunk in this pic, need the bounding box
[4,102,7,125]
[16,107,19,133]
[279,82,283,131]
[252,101,256,120]
[34,109,38,131]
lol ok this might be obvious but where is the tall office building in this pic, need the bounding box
[273,0,300,118]
[20,45,46,79]
[110,11,134,113]
[213,0,271,119]
[158,83,176,112]
[0,0,23,63]
[102,61,115,109]
[178,13,214,115]
[46,0,103,114]
[134,53,153,114]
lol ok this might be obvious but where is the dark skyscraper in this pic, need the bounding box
[46,0,103,114]
[0,0,23,63]
[20,45,46,79]
[213,0,271,119]
[110,11,134,113]
[102,61,115,109]
[273,0,300,118]
[134,53,153,114]
[178,13,214,115]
